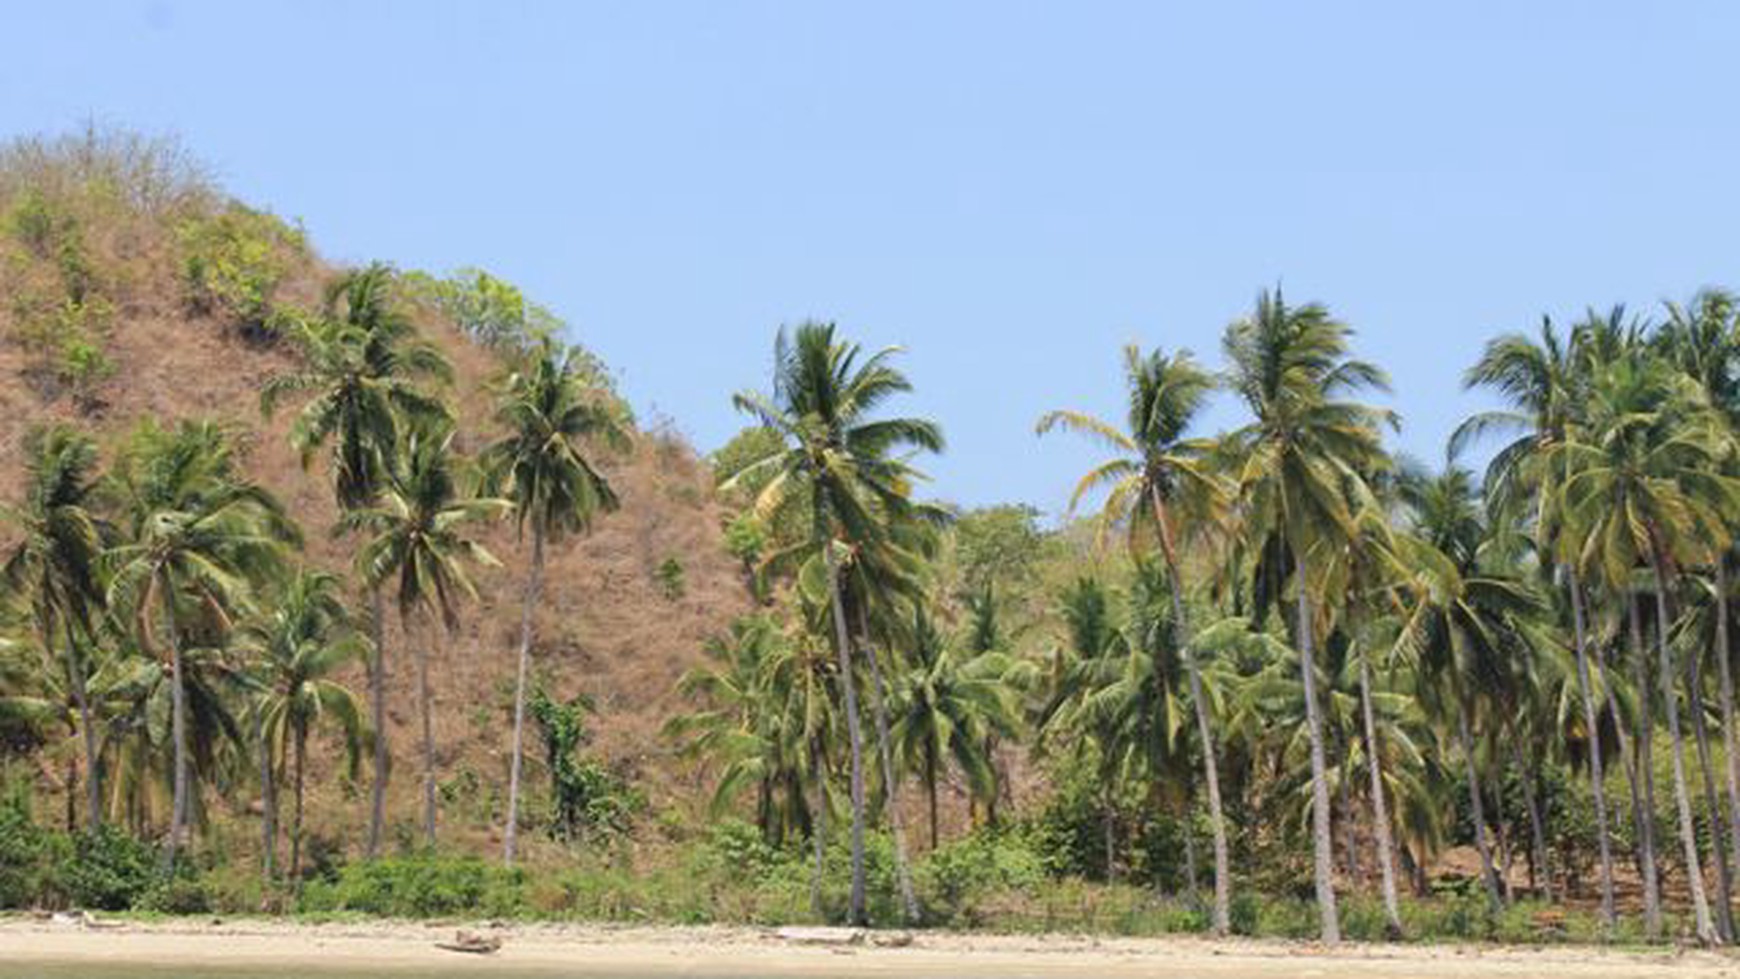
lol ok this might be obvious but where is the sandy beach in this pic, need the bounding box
[2,919,1738,978]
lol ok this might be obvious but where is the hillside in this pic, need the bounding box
[0,129,754,855]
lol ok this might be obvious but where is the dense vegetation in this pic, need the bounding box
[5,128,1740,949]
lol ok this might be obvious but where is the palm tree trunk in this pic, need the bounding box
[1151,488,1231,934]
[367,585,387,860]
[1629,593,1665,938]
[1508,738,1553,904]
[1713,557,1740,934]
[416,615,439,849]
[60,616,101,831]
[1567,569,1616,926]
[162,576,189,869]
[1183,807,1201,899]
[854,605,919,925]
[1455,697,1505,909]
[291,719,308,883]
[1649,558,1717,944]
[1338,765,1360,884]
[256,706,276,883]
[1294,552,1341,943]
[809,734,826,918]
[1688,638,1735,940]
[1359,655,1403,937]
[926,743,939,851]
[503,523,545,867]
[822,543,868,926]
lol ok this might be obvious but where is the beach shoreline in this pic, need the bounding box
[1,918,1735,977]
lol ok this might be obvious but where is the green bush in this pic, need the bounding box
[177,204,304,332]
[136,875,211,914]
[0,786,63,908]
[917,829,1045,925]
[655,557,686,600]
[299,855,526,918]
[60,826,157,911]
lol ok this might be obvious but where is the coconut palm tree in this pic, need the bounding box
[1036,344,1235,932]
[889,604,1023,849]
[481,338,629,867]
[1457,316,1620,927]
[261,262,452,856]
[104,419,298,865]
[342,423,505,847]
[725,322,943,925]
[1221,288,1393,942]
[1556,353,1737,945]
[236,569,369,882]
[1,425,109,829]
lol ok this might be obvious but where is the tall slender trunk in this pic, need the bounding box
[162,576,189,869]
[1151,488,1231,934]
[925,744,939,851]
[1688,634,1735,940]
[1455,697,1505,909]
[503,524,546,867]
[1359,656,1403,937]
[1629,593,1664,938]
[367,586,387,859]
[1714,558,1740,934]
[810,734,827,918]
[1649,558,1717,944]
[63,749,76,833]
[1104,784,1118,884]
[59,616,101,831]
[290,719,308,883]
[257,705,276,883]
[416,615,439,849]
[1294,552,1340,943]
[1509,737,1553,904]
[854,605,919,925]
[822,543,867,926]
[1183,806,1201,899]
[1567,570,1616,926]
[1339,764,1360,884]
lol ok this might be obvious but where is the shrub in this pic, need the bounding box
[0,786,62,908]
[300,855,525,918]
[136,875,211,915]
[655,557,686,600]
[917,829,1045,925]
[60,825,157,911]
[177,204,304,334]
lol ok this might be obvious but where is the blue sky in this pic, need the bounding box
[6,3,1739,516]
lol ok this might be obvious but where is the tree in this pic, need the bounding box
[725,322,944,925]
[1458,316,1620,928]
[105,420,298,866]
[481,338,629,866]
[261,262,451,857]
[890,605,1022,848]
[343,423,504,847]
[237,569,369,882]
[1222,288,1394,942]
[1037,344,1234,932]
[1556,353,1736,945]
[1,426,108,830]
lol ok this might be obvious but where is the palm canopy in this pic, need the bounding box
[342,423,507,630]
[1,426,108,637]
[1037,344,1227,557]
[725,321,944,568]
[261,263,452,510]
[480,338,629,541]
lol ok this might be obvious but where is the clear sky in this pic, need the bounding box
[6,3,1739,516]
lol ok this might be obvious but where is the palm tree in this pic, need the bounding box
[725,322,944,925]
[1556,353,1736,945]
[481,338,629,867]
[1,426,108,830]
[1036,344,1235,932]
[104,420,298,865]
[890,605,1022,849]
[1221,288,1393,942]
[1457,316,1621,927]
[343,422,504,847]
[237,569,369,882]
[261,262,451,856]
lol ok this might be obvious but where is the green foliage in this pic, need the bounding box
[0,785,61,908]
[952,504,1048,593]
[709,426,785,493]
[531,688,640,843]
[655,556,686,600]
[60,825,158,911]
[917,829,1045,925]
[177,204,305,333]
[299,855,526,918]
